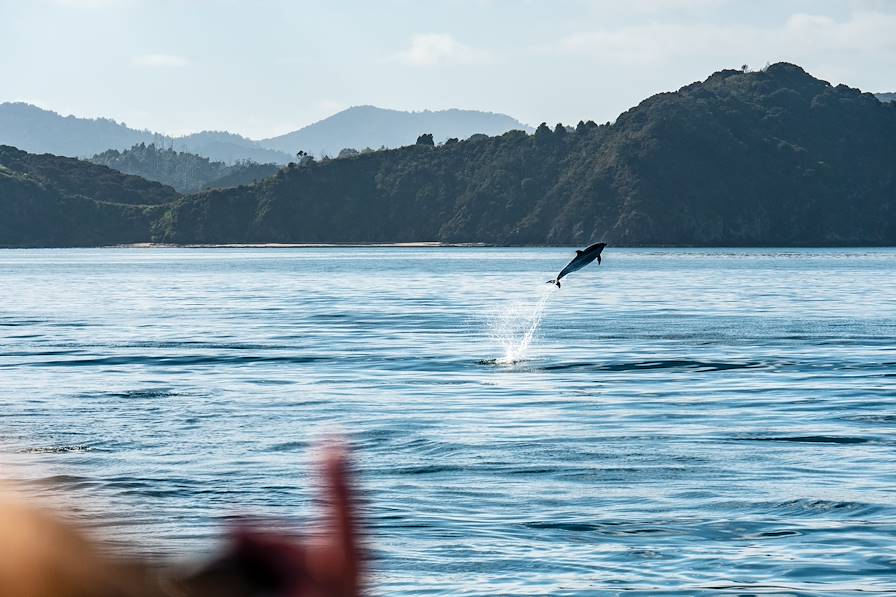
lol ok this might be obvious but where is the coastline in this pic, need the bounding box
[3,242,895,249]
[117,242,491,249]
[108,242,896,249]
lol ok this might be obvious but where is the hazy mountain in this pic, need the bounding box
[4,63,895,247]
[0,102,530,164]
[0,102,159,157]
[171,131,291,164]
[91,143,280,193]
[876,92,895,103]
[258,106,534,156]
[0,103,293,164]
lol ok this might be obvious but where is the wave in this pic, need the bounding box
[522,519,672,536]
[540,359,764,372]
[732,435,871,444]
[716,497,884,518]
[844,414,896,424]
[2,354,328,368]
[20,444,93,454]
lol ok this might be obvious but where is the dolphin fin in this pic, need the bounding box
[597,255,601,265]
[576,250,583,255]
[547,279,561,288]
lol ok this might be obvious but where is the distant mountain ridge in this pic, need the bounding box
[259,106,533,156]
[0,102,532,164]
[0,102,292,164]
[876,92,895,103]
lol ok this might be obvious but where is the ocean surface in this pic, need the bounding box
[1,247,895,595]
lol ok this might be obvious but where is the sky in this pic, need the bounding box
[2,0,894,139]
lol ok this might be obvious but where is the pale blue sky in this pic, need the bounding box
[2,0,894,138]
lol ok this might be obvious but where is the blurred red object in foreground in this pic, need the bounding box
[186,445,363,597]
[0,444,363,597]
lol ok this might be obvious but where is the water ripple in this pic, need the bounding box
[1,247,895,595]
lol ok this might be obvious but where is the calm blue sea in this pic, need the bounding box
[1,247,895,595]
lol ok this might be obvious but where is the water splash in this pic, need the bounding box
[491,285,556,365]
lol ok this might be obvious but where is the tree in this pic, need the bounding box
[416,133,434,146]
[534,122,552,138]
[338,148,360,159]
[296,150,315,167]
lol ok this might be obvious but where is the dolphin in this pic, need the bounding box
[547,242,606,288]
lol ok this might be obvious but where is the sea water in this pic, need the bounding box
[1,247,894,595]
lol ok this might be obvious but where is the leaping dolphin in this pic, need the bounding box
[548,242,606,288]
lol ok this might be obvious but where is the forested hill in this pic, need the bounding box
[158,63,896,246]
[91,144,280,193]
[0,145,177,206]
[0,145,176,247]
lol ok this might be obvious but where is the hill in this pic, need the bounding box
[0,103,293,164]
[90,144,280,193]
[0,145,177,247]
[876,92,895,103]
[0,102,158,158]
[4,63,895,247]
[157,63,896,246]
[258,106,533,156]
[172,131,291,165]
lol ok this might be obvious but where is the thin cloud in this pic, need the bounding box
[549,10,896,66]
[612,0,727,14]
[396,34,492,67]
[132,53,189,68]
[52,0,128,7]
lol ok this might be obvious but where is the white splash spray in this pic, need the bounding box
[491,284,556,365]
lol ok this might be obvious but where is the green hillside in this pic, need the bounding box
[158,63,896,246]
[91,144,280,193]
[0,145,176,247]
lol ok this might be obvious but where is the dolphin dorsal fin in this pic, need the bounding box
[575,250,583,255]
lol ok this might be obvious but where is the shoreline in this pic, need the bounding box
[2,243,895,250]
[81,242,896,250]
[118,242,491,249]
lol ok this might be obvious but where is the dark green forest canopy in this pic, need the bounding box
[2,63,895,247]
[159,63,895,246]
[0,145,177,206]
[0,145,175,247]
[91,143,280,193]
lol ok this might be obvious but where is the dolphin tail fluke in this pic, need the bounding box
[547,278,561,288]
